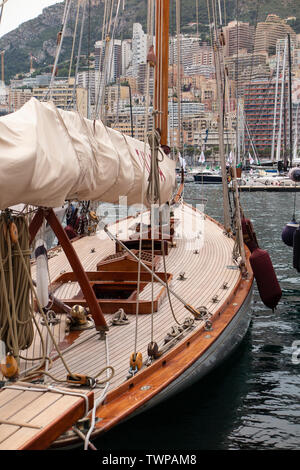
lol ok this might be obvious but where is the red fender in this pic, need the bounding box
[250,248,282,310]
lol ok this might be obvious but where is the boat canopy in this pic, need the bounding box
[0,98,176,210]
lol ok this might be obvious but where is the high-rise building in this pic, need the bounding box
[132,23,148,77]
[243,79,289,153]
[77,69,100,105]
[223,21,254,57]
[192,43,214,66]
[94,39,122,84]
[169,36,201,74]
[168,100,205,129]
[225,52,270,96]
[137,63,154,97]
[254,14,296,56]
[121,40,132,76]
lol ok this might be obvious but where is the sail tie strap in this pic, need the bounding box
[146,129,163,204]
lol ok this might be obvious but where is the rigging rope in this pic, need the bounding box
[68,0,81,98]
[72,0,87,109]
[48,0,73,100]
[0,0,8,25]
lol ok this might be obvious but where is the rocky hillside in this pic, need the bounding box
[0,0,299,83]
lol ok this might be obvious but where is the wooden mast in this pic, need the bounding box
[29,208,108,332]
[154,0,169,147]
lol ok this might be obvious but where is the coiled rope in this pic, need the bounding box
[0,214,34,359]
[0,211,114,389]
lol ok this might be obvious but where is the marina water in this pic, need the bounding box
[96,183,300,451]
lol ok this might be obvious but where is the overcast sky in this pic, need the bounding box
[0,0,64,38]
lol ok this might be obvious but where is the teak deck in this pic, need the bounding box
[1,202,253,449]
[0,382,94,450]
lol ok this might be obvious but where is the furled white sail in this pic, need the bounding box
[0,98,176,210]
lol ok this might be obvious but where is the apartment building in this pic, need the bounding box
[132,23,148,77]
[8,88,32,112]
[223,21,254,57]
[33,78,88,116]
[225,52,268,82]
[94,39,122,84]
[168,100,205,130]
[243,79,289,152]
[169,35,201,74]
[254,14,296,55]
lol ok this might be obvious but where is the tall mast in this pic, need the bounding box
[288,33,293,168]
[175,0,182,155]
[271,47,280,162]
[276,37,288,163]
[154,0,169,146]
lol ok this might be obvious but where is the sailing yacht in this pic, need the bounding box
[0,0,281,450]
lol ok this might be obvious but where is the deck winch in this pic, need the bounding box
[67,305,94,331]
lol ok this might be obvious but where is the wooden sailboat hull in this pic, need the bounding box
[132,285,253,415]
[55,282,252,449]
[2,202,253,450]
[48,208,254,448]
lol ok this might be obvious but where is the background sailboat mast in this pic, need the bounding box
[288,33,293,168]
[155,0,170,146]
[271,47,280,163]
[209,1,231,232]
[276,37,288,163]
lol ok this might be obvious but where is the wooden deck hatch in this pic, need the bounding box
[116,239,169,255]
[97,250,160,272]
[49,268,173,315]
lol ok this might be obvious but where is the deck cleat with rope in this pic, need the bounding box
[184,304,206,320]
[164,325,184,344]
[177,271,187,281]
[110,308,129,326]
[147,341,161,360]
[40,309,60,326]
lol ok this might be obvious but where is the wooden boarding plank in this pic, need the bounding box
[0,385,94,450]
[0,390,60,445]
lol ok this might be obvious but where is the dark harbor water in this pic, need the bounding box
[94,183,300,452]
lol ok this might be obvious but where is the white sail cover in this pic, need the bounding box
[0,98,176,210]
